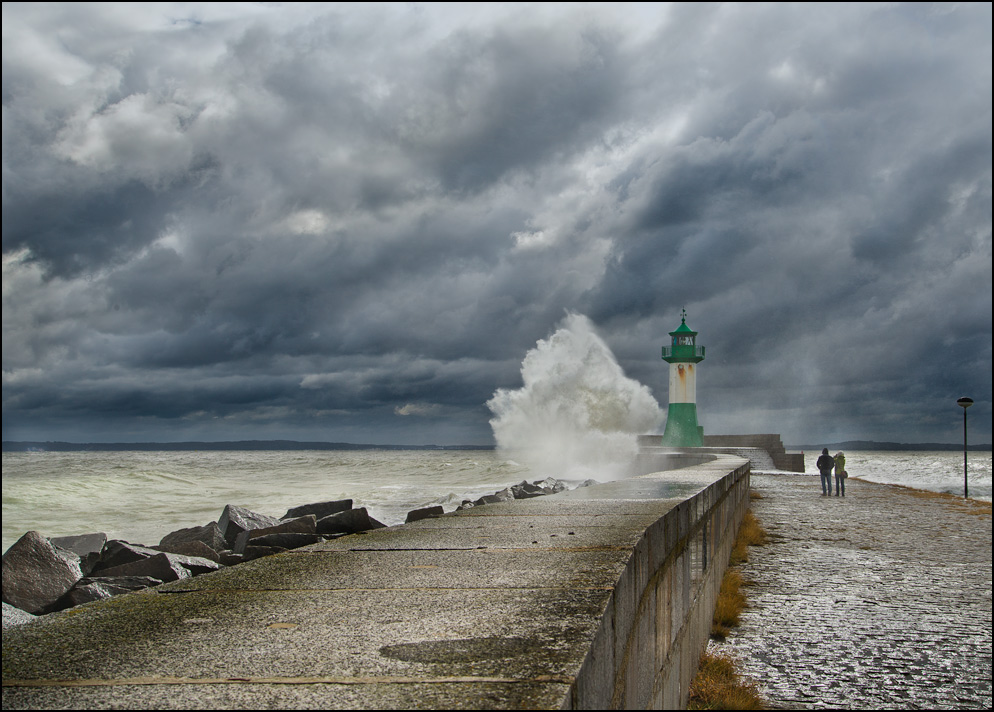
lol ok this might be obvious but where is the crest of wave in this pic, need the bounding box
[487,313,662,481]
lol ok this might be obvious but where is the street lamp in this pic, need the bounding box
[957,397,973,499]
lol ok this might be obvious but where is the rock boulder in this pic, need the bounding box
[2,531,83,615]
[474,488,515,506]
[535,478,568,494]
[406,506,444,523]
[48,533,107,576]
[93,553,192,583]
[282,499,353,521]
[54,576,163,609]
[94,541,162,572]
[154,540,221,563]
[159,523,226,553]
[240,545,288,561]
[511,481,547,499]
[316,508,386,536]
[233,515,318,555]
[217,505,281,546]
[93,540,220,577]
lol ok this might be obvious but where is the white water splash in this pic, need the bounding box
[487,313,663,481]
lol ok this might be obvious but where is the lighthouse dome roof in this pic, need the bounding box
[669,314,697,337]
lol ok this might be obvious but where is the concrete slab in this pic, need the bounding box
[2,588,609,681]
[153,548,631,592]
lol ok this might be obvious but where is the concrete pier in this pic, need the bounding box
[2,456,749,710]
[722,472,993,710]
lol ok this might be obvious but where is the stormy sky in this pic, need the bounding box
[3,2,991,447]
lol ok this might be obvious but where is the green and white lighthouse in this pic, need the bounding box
[660,310,705,447]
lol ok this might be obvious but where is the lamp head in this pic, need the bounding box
[957,397,974,409]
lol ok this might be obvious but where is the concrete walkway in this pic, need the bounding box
[721,473,993,710]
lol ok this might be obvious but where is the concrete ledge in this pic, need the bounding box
[2,455,750,710]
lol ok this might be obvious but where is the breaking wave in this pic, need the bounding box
[487,313,662,481]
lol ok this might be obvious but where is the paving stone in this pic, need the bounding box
[717,473,992,711]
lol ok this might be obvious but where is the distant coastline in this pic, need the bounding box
[2,439,989,453]
[788,440,991,452]
[1,440,495,452]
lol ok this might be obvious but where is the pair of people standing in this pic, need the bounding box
[816,448,847,496]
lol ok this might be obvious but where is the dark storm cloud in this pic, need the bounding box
[403,22,627,191]
[3,3,991,445]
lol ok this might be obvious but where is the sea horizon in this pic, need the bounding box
[4,438,991,452]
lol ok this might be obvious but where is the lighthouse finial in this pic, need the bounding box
[681,308,687,324]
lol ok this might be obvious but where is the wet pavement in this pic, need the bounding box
[720,472,993,710]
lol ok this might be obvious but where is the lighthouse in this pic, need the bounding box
[660,310,705,447]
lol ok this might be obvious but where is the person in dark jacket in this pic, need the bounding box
[816,448,835,496]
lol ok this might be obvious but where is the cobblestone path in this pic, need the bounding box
[720,473,993,710]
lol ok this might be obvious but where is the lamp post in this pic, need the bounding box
[957,397,973,499]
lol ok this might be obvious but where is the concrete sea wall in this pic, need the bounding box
[567,455,751,709]
[701,434,804,472]
[638,433,805,472]
[3,455,750,710]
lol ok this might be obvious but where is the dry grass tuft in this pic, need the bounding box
[688,649,764,710]
[740,509,768,546]
[729,510,767,566]
[696,506,771,707]
[712,509,767,639]
[711,569,745,638]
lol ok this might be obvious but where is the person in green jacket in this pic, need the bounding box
[834,451,847,497]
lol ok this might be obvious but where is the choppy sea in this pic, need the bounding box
[3,449,990,554]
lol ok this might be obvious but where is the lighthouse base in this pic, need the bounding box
[660,403,704,447]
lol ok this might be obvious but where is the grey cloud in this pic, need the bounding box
[2,3,990,446]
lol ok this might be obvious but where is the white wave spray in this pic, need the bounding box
[487,313,663,481]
